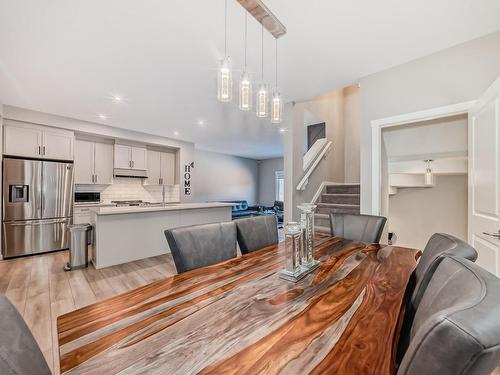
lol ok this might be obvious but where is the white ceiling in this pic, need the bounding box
[1,1,500,159]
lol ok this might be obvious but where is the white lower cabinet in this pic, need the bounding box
[73,207,92,224]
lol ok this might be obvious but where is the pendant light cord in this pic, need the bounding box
[261,24,264,81]
[224,0,228,56]
[275,38,278,90]
[244,11,247,70]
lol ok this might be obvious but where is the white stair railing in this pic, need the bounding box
[296,139,332,191]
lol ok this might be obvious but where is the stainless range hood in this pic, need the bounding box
[113,168,148,178]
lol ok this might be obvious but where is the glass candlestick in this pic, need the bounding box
[284,221,301,274]
[297,203,319,269]
[278,222,306,282]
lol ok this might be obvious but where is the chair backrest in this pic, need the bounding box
[235,215,278,254]
[0,293,51,375]
[329,213,386,243]
[164,221,237,273]
[410,233,478,311]
[397,256,500,375]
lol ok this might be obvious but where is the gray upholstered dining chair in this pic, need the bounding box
[329,213,386,243]
[235,215,278,254]
[409,233,478,312]
[164,221,237,273]
[397,233,478,364]
[397,256,500,375]
[0,293,51,375]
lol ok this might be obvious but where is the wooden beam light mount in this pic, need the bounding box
[237,0,286,38]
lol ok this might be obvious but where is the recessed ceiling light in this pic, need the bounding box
[98,114,108,120]
[279,128,287,133]
[173,130,180,136]
[197,120,206,127]
[112,95,123,103]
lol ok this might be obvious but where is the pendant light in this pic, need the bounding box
[256,24,268,117]
[239,11,252,111]
[424,160,434,186]
[217,0,232,102]
[271,38,283,123]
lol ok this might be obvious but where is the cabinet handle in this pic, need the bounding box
[95,175,98,183]
[38,146,41,155]
[91,175,94,183]
[43,146,46,156]
[132,160,134,168]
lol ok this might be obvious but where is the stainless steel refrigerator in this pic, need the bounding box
[2,158,73,258]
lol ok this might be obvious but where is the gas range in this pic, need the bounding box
[111,200,162,207]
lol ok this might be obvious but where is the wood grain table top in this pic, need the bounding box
[57,236,420,375]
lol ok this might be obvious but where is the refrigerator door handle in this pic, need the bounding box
[8,218,70,226]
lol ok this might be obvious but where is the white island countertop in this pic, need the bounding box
[91,202,235,216]
[89,202,233,268]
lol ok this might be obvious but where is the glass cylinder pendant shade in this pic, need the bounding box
[256,83,268,117]
[424,160,434,186]
[217,57,232,102]
[239,72,252,111]
[271,91,283,123]
[424,170,434,186]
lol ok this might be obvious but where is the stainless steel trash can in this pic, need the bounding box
[64,224,92,271]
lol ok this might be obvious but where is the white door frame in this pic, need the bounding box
[370,100,476,215]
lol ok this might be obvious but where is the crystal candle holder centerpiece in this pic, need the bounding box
[297,203,320,272]
[278,222,307,282]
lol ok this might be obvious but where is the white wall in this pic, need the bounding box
[286,86,360,220]
[194,149,258,205]
[360,30,500,214]
[258,157,284,206]
[388,175,468,250]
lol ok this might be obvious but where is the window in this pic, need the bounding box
[307,122,325,150]
[275,171,284,202]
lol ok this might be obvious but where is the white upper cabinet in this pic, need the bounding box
[146,150,161,185]
[74,139,113,185]
[161,152,176,185]
[114,144,147,170]
[93,142,114,184]
[146,149,176,185]
[131,147,147,170]
[3,123,42,158]
[42,129,74,160]
[74,139,94,184]
[114,144,132,169]
[3,122,74,160]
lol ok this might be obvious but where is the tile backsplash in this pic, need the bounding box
[75,178,180,203]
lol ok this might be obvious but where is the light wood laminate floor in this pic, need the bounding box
[0,250,177,375]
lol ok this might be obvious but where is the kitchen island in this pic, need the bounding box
[89,203,233,269]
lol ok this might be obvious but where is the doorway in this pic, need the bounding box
[381,114,468,249]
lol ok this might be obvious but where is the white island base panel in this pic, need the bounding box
[90,203,232,269]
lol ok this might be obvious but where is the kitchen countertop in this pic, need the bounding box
[90,202,234,216]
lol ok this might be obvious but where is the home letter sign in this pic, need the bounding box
[184,162,194,195]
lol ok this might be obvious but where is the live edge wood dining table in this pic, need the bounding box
[57,235,420,375]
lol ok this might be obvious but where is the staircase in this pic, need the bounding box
[314,183,360,233]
